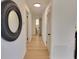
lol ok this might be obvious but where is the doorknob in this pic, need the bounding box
[48,34,51,35]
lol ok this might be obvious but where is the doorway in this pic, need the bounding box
[26,12,29,41]
[46,5,52,53]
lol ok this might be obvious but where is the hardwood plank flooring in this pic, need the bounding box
[24,35,49,59]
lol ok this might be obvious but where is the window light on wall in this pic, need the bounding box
[36,19,39,25]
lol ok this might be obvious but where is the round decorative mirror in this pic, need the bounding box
[1,1,22,41]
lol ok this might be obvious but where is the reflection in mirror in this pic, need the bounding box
[8,10,19,33]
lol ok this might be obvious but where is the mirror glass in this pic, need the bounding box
[8,10,19,33]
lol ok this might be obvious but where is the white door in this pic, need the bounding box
[47,9,51,52]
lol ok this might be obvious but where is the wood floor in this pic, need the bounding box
[24,35,49,59]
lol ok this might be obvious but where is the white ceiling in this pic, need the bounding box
[26,0,50,18]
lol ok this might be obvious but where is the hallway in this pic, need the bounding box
[24,35,49,59]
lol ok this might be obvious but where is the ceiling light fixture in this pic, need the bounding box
[34,3,41,7]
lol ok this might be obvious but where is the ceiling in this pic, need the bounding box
[26,0,50,18]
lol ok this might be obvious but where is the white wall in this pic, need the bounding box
[39,18,42,35]
[42,3,51,46]
[27,13,32,42]
[42,12,47,46]
[50,0,77,59]
[32,16,36,35]
[1,0,31,59]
